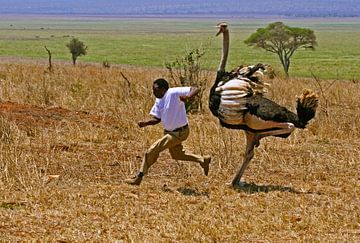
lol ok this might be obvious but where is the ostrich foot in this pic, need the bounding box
[226,180,245,188]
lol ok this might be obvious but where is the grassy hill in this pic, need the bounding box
[1,17,360,80]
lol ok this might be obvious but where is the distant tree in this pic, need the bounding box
[66,38,88,65]
[244,22,317,76]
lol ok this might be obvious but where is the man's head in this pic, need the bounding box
[153,78,169,98]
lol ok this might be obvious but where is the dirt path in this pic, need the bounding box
[0,101,117,128]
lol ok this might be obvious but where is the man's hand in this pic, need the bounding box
[137,117,161,128]
[179,95,189,102]
[138,121,148,128]
[180,87,200,102]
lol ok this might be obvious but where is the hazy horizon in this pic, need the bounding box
[0,0,359,18]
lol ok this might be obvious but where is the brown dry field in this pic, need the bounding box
[0,61,359,241]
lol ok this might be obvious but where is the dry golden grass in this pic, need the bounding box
[0,62,359,241]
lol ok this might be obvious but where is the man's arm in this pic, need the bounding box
[179,86,200,102]
[137,116,161,128]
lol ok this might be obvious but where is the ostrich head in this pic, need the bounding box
[216,22,228,36]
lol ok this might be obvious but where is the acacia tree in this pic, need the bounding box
[66,38,88,65]
[244,22,317,76]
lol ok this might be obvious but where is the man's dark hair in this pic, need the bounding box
[153,78,169,90]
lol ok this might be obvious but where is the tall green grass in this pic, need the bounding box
[1,17,360,80]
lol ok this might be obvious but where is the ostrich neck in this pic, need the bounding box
[218,29,229,72]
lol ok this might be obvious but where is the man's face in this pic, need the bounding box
[152,83,167,98]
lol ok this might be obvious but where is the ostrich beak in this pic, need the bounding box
[215,22,228,36]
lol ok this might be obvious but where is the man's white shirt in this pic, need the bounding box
[150,87,190,131]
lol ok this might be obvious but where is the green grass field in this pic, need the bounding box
[1,16,360,80]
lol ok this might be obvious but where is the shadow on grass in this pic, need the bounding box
[233,182,320,195]
[161,185,210,197]
[162,183,320,197]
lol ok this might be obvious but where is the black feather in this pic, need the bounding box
[209,70,226,117]
[296,101,316,128]
[246,95,302,127]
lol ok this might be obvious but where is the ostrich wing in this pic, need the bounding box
[246,95,299,125]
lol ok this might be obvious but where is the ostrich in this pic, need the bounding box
[209,23,318,187]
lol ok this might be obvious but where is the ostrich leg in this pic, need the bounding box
[230,123,295,187]
[230,131,258,186]
[255,122,295,140]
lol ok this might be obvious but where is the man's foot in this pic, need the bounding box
[200,156,211,176]
[124,172,144,186]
